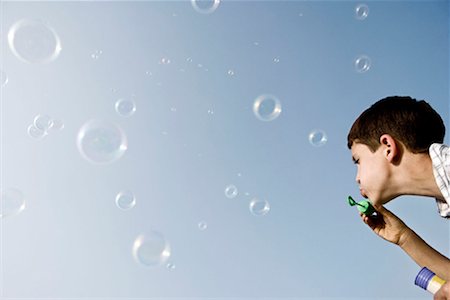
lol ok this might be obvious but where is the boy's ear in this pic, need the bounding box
[379,134,398,162]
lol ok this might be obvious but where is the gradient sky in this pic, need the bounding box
[0,0,449,299]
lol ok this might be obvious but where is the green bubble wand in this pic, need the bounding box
[348,195,377,216]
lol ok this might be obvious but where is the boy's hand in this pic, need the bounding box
[359,204,410,246]
[434,281,450,300]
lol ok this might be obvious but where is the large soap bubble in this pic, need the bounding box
[132,231,171,267]
[8,19,62,64]
[253,94,282,122]
[191,0,221,14]
[76,120,127,164]
[1,188,26,218]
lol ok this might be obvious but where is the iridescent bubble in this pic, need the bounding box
[191,0,221,14]
[354,55,371,73]
[132,232,171,267]
[8,19,62,64]
[76,120,128,164]
[224,184,238,199]
[115,190,136,210]
[166,262,176,270]
[27,124,47,140]
[1,70,8,87]
[115,98,136,117]
[33,114,52,132]
[249,198,270,216]
[308,129,328,147]
[253,94,282,122]
[355,4,369,20]
[1,188,26,218]
[198,221,208,231]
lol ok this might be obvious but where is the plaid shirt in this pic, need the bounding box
[429,143,450,218]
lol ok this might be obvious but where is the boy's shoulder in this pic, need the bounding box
[429,143,450,218]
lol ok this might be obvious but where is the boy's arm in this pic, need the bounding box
[400,227,450,280]
[361,204,450,280]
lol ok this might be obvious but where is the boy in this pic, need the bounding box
[347,96,450,299]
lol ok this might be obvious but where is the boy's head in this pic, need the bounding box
[347,96,445,153]
[347,96,445,204]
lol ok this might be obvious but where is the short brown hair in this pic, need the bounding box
[347,96,445,153]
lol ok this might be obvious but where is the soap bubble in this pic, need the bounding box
[191,0,221,14]
[166,262,176,270]
[33,114,53,132]
[355,4,369,20]
[76,120,127,164]
[354,55,371,73]
[198,221,208,231]
[253,94,282,122]
[91,50,103,60]
[224,184,238,199]
[8,19,62,64]
[1,188,26,218]
[249,198,270,216]
[132,231,171,267]
[48,119,65,132]
[115,98,136,117]
[27,124,47,140]
[227,70,235,76]
[308,129,328,147]
[160,57,171,65]
[273,57,280,63]
[115,190,136,210]
[1,70,8,87]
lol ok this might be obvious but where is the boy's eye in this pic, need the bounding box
[354,159,360,165]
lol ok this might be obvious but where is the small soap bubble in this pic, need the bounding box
[166,262,176,270]
[224,184,238,199]
[145,70,152,76]
[115,190,136,210]
[354,55,371,73]
[207,109,214,115]
[227,70,235,76]
[253,41,260,46]
[132,231,171,267]
[249,198,270,216]
[308,129,328,147]
[115,98,136,117]
[170,107,177,112]
[76,119,128,164]
[186,57,193,63]
[91,49,103,60]
[48,118,65,132]
[198,221,208,231]
[253,94,282,122]
[355,4,369,20]
[33,114,52,132]
[27,124,47,140]
[160,57,171,65]
[273,57,280,63]
[1,70,8,87]
[1,188,26,218]
[191,0,221,14]
[8,19,62,64]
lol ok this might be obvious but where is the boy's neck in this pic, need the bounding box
[393,152,444,201]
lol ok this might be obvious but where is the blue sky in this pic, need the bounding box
[0,0,449,298]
